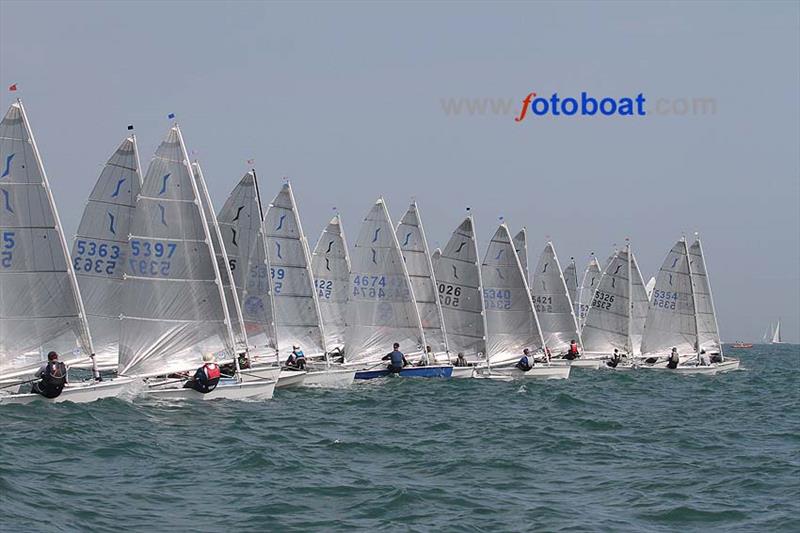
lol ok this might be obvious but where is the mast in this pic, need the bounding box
[176,126,237,362]
[626,240,633,355]
[468,211,490,369]
[18,100,98,377]
[684,237,702,360]
[193,161,248,374]
[252,169,280,363]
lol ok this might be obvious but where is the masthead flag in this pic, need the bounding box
[8,84,17,92]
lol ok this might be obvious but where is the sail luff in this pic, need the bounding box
[252,171,279,359]
[19,100,94,358]
[685,239,702,358]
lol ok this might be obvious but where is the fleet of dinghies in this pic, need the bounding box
[0,101,742,403]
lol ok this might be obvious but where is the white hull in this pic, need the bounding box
[303,368,355,388]
[715,359,740,373]
[277,369,307,388]
[239,364,281,383]
[451,366,476,379]
[143,379,275,400]
[567,358,602,369]
[484,365,571,380]
[0,377,133,405]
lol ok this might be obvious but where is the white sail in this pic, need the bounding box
[645,276,656,299]
[513,228,529,282]
[582,243,649,355]
[396,202,449,357]
[71,134,142,369]
[217,171,278,361]
[118,125,234,377]
[433,216,487,359]
[432,248,441,265]
[641,239,697,357]
[578,255,602,327]
[531,241,581,353]
[482,224,545,362]
[264,183,326,358]
[193,161,248,356]
[563,258,579,319]
[0,100,94,379]
[772,320,782,343]
[345,198,425,363]
[311,213,350,351]
[688,239,722,355]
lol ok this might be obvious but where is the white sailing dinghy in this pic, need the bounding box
[577,254,602,330]
[69,133,143,372]
[563,257,579,321]
[770,320,784,344]
[433,215,488,378]
[117,125,274,399]
[0,100,130,403]
[640,237,738,374]
[396,202,450,364]
[479,225,569,380]
[311,213,350,354]
[581,240,649,368]
[531,241,591,367]
[346,198,452,379]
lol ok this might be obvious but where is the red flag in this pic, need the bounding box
[8,84,17,92]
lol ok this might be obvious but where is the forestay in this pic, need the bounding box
[217,172,278,361]
[71,134,142,369]
[689,239,722,355]
[0,101,94,379]
[433,216,487,359]
[531,241,581,353]
[578,255,602,328]
[345,198,424,363]
[513,228,529,283]
[641,239,697,357]
[264,183,326,358]
[118,126,234,377]
[482,224,545,362]
[311,213,350,351]
[396,202,448,357]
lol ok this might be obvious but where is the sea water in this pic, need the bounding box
[1,345,798,532]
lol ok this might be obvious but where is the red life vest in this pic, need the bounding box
[569,342,579,355]
[204,363,221,380]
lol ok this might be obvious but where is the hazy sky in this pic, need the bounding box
[1,1,798,343]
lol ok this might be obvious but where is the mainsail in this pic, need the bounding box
[641,238,697,357]
[578,255,602,328]
[345,198,425,363]
[563,258,579,319]
[689,238,722,355]
[396,202,449,357]
[0,100,94,379]
[311,213,350,351]
[118,125,235,377]
[582,242,649,355]
[433,216,487,359]
[482,224,545,362]
[217,171,278,361]
[71,134,142,369]
[513,228,529,282]
[531,241,581,353]
[264,183,326,357]
[772,320,782,344]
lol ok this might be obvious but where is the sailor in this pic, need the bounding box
[382,342,409,373]
[564,340,580,360]
[516,348,533,371]
[698,349,711,366]
[285,345,307,370]
[454,352,469,367]
[606,348,622,368]
[709,352,723,364]
[185,353,221,393]
[666,347,680,369]
[31,351,68,399]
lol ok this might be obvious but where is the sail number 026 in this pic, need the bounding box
[438,283,461,307]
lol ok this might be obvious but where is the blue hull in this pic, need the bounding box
[354,365,453,380]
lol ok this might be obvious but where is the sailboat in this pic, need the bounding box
[396,201,450,363]
[70,132,142,371]
[577,254,602,330]
[117,125,274,399]
[346,198,452,379]
[479,224,569,379]
[531,241,590,367]
[640,237,739,374]
[433,214,488,378]
[771,320,784,344]
[581,240,649,366]
[0,100,130,403]
[311,213,350,353]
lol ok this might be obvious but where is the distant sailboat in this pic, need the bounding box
[396,202,449,362]
[0,100,131,403]
[71,133,142,371]
[771,319,783,344]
